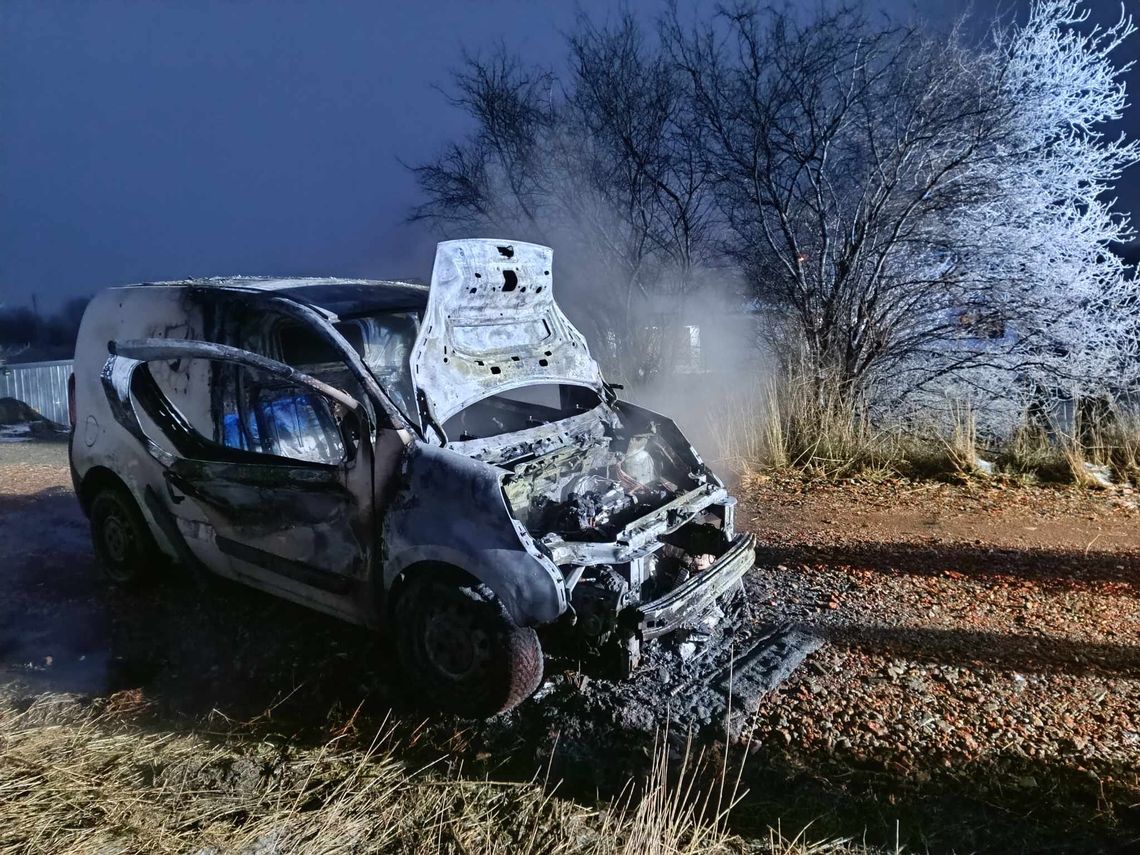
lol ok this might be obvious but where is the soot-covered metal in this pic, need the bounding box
[69,239,785,716]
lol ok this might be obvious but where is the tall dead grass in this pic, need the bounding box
[704,368,1140,487]
[763,822,899,855]
[0,694,895,855]
[705,374,900,478]
[927,401,983,477]
[998,405,1140,487]
[0,698,749,855]
[1071,409,1140,485]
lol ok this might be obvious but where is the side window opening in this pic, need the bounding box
[221,372,344,464]
[138,358,347,465]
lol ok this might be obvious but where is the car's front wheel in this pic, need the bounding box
[393,571,543,717]
[90,487,159,585]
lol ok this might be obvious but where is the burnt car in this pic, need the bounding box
[70,239,755,715]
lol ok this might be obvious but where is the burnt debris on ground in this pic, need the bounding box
[478,586,824,787]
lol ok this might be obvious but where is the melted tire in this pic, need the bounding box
[394,573,543,717]
[90,487,160,586]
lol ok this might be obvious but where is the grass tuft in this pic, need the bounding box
[705,373,901,478]
[0,698,753,855]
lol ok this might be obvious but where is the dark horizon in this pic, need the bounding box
[2,0,1137,312]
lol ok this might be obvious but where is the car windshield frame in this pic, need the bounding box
[333,308,424,433]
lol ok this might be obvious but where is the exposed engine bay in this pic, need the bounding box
[449,391,746,672]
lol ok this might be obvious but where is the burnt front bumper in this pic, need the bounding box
[635,532,756,640]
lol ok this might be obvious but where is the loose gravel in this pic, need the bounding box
[733,473,1139,853]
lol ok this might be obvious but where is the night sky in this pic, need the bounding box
[2,0,1137,310]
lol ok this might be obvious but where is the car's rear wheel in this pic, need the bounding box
[90,486,159,585]
[393,571,543,717]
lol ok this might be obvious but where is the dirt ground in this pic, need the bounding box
[1,442,1137,853]
[736,474,1140,852]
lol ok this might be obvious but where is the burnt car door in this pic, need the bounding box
[104,339,375,611]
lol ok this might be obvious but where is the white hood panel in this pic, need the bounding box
[410,239,604,427]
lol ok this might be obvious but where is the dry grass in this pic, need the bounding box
[1062,438,1109,489]
[1101,413,1140,480]
[0,694,896,855]
[704,365,1140,490]
[940,401,980,476]
[705,375,900,478]
[1002,407,1140,487]
[999,419,1059,480]
[703,378,784,475]
[0,696,755,855]
[1075,409,1140,485]
[763,822,900,855]
[769,378,899,477]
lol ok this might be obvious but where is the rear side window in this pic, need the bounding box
[219,375,345,464]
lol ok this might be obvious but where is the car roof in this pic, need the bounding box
[123,276,430,317]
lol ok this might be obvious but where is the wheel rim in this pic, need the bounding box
[422,598,492,681]
[102,511,134,564]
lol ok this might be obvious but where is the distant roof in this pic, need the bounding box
[132,276,430,317]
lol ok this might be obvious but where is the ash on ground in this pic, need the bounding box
[481,583,823,784]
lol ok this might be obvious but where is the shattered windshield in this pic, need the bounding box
[334,310,421,428]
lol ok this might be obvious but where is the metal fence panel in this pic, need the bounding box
[0,359,73,426]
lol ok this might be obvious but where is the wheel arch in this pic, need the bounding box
[77,465,133,516]
[381,545,561,629]
[384,559,478,621]
[379,442,568,630]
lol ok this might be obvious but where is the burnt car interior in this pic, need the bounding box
[133,302,424,471]
[135,359,351,466]
[218,370,347,465]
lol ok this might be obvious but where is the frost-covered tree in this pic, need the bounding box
[988,0,1138,401]
[667,0,1138,421]
[887,0,1140,431]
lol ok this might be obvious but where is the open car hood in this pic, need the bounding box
[410,239,604,429]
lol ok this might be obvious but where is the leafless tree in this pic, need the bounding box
[667,5,1029,407]
[412,51,554,232]
[411,17,721,383]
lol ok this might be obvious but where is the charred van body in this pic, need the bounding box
[69,239,755,715]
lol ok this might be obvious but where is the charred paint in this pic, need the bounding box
[72,242,756,682]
